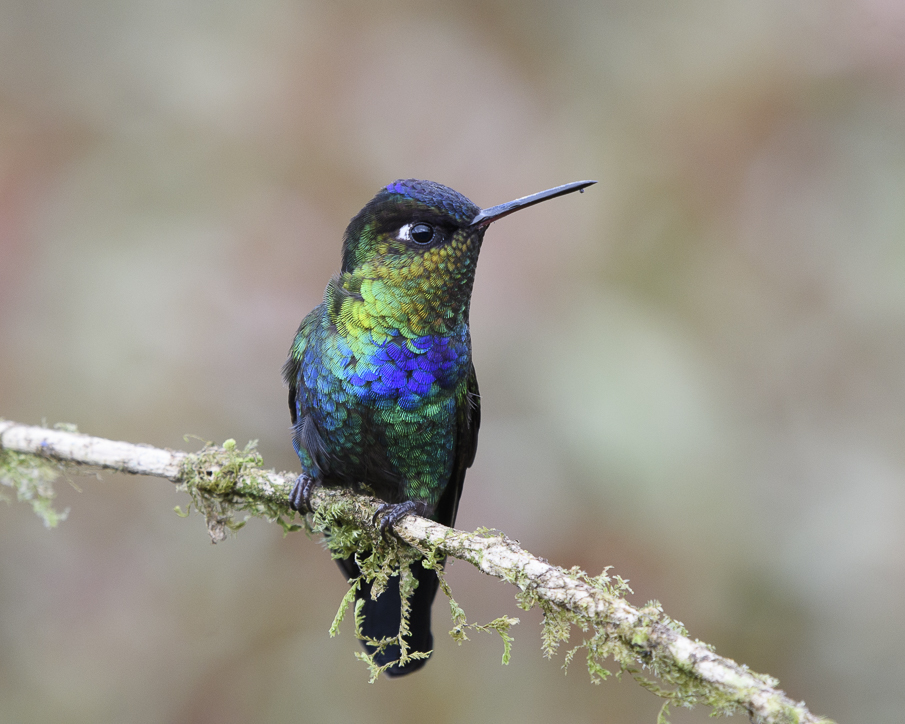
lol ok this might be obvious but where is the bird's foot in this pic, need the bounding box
[288,475,320,513]
[372,501,431,538]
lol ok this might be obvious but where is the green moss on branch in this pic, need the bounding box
[0,421,833,724]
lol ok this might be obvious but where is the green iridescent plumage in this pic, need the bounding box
[284,180,482,514]
[284,178,595,675]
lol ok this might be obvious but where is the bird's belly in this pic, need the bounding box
[304,332,469,503]
[311,388,459,504]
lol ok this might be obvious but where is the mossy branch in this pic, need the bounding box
[0,419,832,724]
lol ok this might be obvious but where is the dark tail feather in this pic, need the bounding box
[336,555,440,677]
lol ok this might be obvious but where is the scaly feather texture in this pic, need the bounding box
[284,178,594,675]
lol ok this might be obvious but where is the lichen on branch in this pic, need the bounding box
[0,447,67,528]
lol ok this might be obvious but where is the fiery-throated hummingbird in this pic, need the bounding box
[284,178,595,675]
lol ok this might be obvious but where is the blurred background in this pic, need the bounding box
[1,1,903,722]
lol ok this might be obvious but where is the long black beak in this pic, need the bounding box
[469,180,597,228]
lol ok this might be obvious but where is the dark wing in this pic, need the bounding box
[282,307,333,474]
[282,310,318,427]
[433,366,480,529]
[282,351,301,427]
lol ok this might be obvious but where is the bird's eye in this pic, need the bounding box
[410,222,434,244]
[396,222,438,244]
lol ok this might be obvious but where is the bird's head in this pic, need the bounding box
[341,178,595,276]
[331,178,595,335]
[340,179,482,278]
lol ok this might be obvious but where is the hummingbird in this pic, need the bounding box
[284,178,595,675]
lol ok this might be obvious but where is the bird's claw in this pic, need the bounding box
[288,475,320,513]
[372,501,430,539]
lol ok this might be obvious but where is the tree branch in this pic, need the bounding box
[0,419,832,724]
